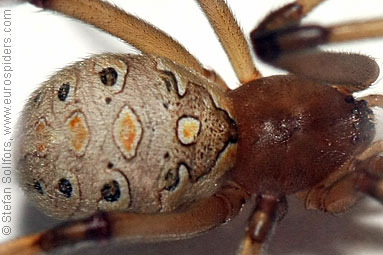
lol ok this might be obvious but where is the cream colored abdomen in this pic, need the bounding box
[16,54,237,219]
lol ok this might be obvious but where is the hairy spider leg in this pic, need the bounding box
[0,183,249,255]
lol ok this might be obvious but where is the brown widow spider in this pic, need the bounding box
[2,0,383,255]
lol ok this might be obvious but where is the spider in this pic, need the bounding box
[1,0,383,254]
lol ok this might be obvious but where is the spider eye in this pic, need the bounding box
[58,178,73,198]
[33,180,44,195]
[344,95,355,104]
[99,67,118,86]
[57,82,71,101]
[101,180,121,202]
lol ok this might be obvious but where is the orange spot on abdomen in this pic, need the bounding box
[177,117,201,145]
[118,113,137,152]
[113,105,142,159]
[183,122,199,139]
[67,112,89,155]
[34,119,49,153]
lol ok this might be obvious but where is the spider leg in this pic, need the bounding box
[357,140,383,162]
[297,141,383,213]
[359,95,383,108]
[252,20,383,60]
[255,0,326,33]
[26,0,229,89]
[251,1,382,88]
[196,0,261,84]
[333,155,383,205]
[355,167,383,203]
[238,195,287,255]
[0,182,249,255]
[296,159,365,213]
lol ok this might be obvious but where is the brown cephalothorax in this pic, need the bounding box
[230,75,375,196]
[2,0,383,255]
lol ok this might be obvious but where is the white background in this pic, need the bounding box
[1,0,383,254]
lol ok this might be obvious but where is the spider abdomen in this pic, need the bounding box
[16,54,237,219]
